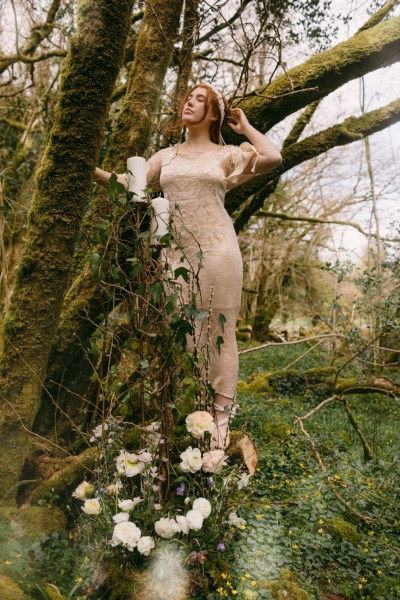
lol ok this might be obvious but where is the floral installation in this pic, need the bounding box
[71,192,254,596]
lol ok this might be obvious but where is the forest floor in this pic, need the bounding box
[213,341,400,600]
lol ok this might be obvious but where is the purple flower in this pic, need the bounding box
[216,542,225,552]
[176,482,186,496]
[207,477,215,490]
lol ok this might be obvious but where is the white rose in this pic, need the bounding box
[193,498,212,518]
[228,512,246,527]
[179,446,202,473]
[175,515,190,534]
[72,481,95,499]
[137,536,155,556]
[202,449,227,474]
[113,512,129,524]
[111,521,141,551]
[186,411,215,439]
[116,451,145,477]
[154,517,180,539]
[185,509,204,531]
[237,473,251,490]
[118,499,135,512]
[82,498,102,515]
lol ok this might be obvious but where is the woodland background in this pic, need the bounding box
[0,0,399,598]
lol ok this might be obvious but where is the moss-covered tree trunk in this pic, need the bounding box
[35,0,184,438]
[0,0,134,505]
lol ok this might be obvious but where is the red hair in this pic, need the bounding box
[179,84,229,144]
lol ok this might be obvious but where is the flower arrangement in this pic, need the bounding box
[71,185,252,596]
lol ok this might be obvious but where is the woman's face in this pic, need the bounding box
[182,86,216,127]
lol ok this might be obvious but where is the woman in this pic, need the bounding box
[95,84,282,448]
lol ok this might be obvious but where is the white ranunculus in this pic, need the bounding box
[193,498,212,518]
[179,446,202,473]
[137,536,155,556]
[185,509,204,531]
[111,521,141,551]
[228,512,246,527]
[81,498,102,515]
[154,517,180,539]
[72,481,95,499]
[116,451,145,477]
[185,411,215,439]
[113,512,129,524]
[175,515,190,534]
[118,499,135,512]
[202,449,227,473]
[237,473,251,490]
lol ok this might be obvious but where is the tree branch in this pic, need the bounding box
[227,97,400,230]
[224,15,400,138]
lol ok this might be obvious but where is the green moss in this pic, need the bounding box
[262,420,292,443]
[0,575,29,600]
[262,569,312,600]
[13,505,66,541]
[42,584,65,599]
[325,515,361,545]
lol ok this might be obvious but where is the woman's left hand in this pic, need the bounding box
[227,108,251,135]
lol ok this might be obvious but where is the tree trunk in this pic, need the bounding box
[0,0,134,505]
[36,0,185,438]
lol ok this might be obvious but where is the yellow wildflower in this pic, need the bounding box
[291,544,299,549]
[256,514,264,519]
[231,590,238,595]
[75,576,83,584]
[4,560,12,565]
[377,570,383,575]
[360,577,367,583]
[221,573,228,579]
[319,519,324,524]
[251,580,257,586]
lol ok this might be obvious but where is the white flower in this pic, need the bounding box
[72,481,95,499]
[185,411,215,439]
[138,450,153,464]
[186,509,204,531]
[228,512,246,527]
[132,496,143,507]
[81,498,102,515]
[184,497,191,506]
[137,536,155,556]
[113,512,129,524]
[193,498,212,518]
[154,517,180,539]
[179,446,202,473]
[89,423,109,442]
[237,473,251,490]
[111,521,141,551]
[202,449,228,473]
[118,499,135,512]
[152,485,159,492]
[176,515,190,534]
[154,503,162,510]
[116,451,145,477]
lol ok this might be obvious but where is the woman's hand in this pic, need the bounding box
[227,108,251,135]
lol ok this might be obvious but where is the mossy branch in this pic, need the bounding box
[228,97,400,229]
[224,15,400,138]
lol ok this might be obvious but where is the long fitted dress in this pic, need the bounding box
[146,142,258,400]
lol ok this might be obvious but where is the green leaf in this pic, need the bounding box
[218,312,227,332]
[174,266,190,283]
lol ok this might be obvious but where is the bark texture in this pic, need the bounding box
[0,0,134,504]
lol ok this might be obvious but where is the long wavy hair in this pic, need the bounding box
[178,84,229,144]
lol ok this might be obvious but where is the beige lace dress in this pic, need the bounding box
[146,142,258,400]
